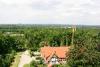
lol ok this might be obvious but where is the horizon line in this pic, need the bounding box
[0,24,100,26]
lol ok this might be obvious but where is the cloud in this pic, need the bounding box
[0,0,100,25]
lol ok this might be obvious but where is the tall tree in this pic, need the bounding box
[68,30,100,67]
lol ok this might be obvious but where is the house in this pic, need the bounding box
[40,46,70,65]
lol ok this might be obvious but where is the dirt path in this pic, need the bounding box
[18,50,33,67]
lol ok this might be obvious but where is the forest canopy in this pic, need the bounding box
[0,24,100,67]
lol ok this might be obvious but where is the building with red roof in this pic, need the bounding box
[40,46,69,66]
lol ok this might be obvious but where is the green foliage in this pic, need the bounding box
[24,28,72,51]
[52,64,60,67]
[23,56,44,67]
[68,30,100,67]
[52,64,68,67]
[0,51,16,67]
[0,25,100,67]
[36,57,42,60]
[30,60,38,67]
[0,34,25,67]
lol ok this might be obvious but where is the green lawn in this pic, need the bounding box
[10,52,22,67]
[23,64,30,67]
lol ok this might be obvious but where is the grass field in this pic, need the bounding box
[10,52,22,67]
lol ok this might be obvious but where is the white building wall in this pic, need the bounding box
[49,57,59,65]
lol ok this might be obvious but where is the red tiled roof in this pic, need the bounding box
[40,46,70,63]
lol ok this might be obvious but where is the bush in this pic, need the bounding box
[30,60,38,67]
[52,64,60,67]
[0,51,16,67]
[29,50,34,57]
[36,57,42,60]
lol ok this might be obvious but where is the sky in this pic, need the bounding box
[0,0,100,25]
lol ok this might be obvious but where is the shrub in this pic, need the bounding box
[52,64,60,67]
[30,60,38,67]
[36,57,42,60]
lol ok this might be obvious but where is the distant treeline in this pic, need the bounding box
[0,24,100,33]
[0,24,100,29]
